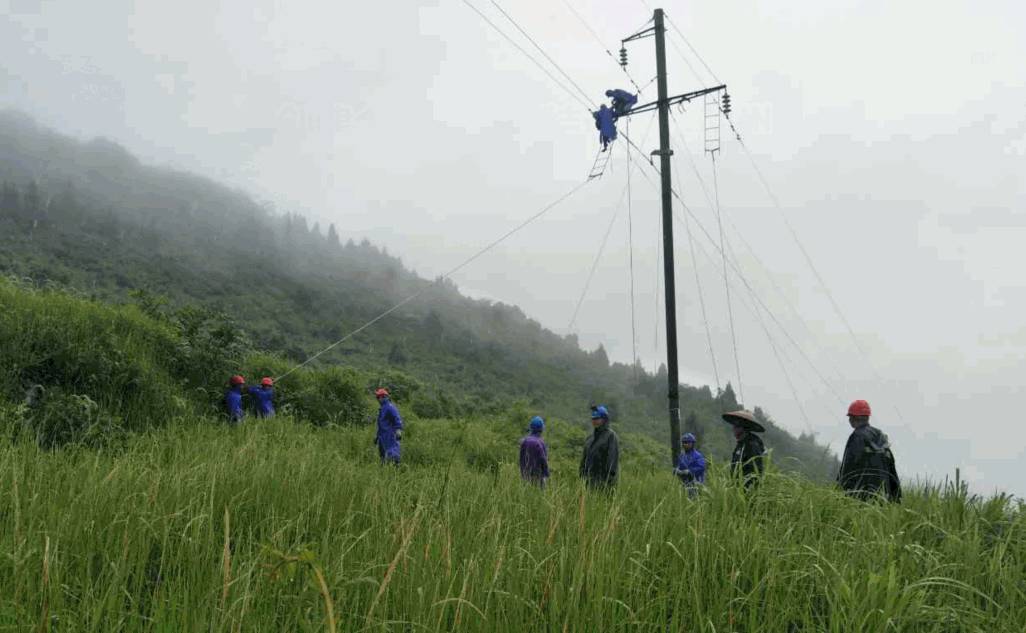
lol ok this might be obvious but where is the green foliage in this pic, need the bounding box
[0,278,187,440]
[277,365,372,427]
[16,389,127,449]
[0,421,1022,631]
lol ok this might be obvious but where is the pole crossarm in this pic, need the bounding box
[622,26,656,43]
[621,85,726,118]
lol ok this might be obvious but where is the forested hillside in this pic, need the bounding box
[0,111,836,478]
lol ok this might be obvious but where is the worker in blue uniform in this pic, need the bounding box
[593,104,617,151]
[374,388,403,464]
[225,375,245,426]
[606,88,638,117]
[247,377,276,418]
[673,432,707,497]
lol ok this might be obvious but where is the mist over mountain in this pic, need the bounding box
[0,112,837,478]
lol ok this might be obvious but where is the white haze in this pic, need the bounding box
[2,0,1024,494]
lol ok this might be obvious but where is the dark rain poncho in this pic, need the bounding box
[731,432,765,488]
[580,424,619,488]
[838,424,901,502]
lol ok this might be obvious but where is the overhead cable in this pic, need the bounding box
[711,152,744,405]
[670,157,721,391]
[626,117,639,380]
[569,117,655,331]
[488,0,596,109]
[461,0,594,113]
[620,133,845,403]
[659,15,893,416]
[557,0,645,95]
[277,179,593,382]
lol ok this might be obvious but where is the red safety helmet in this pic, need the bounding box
[847,399,871,417]
[374,388,389,398]
[230,375,245,386]
[261,377,273,387]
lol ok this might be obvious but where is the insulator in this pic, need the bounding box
[721,92,732,115]
[619,47,628,67]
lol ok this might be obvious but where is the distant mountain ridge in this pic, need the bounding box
[0,111,839,479]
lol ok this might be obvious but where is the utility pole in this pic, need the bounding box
[619,9,727,465]
[653,8,682,466]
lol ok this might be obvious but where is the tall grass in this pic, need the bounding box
[0,418,1022,632]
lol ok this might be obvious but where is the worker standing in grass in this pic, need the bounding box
[580,405,619,488]
[724,410,766,489]
[519,416,550,488]
[374,388,403,465]
[673,432,707,496]
[247,377,275,418]
[838,399,902,502]
[225,375,245,426]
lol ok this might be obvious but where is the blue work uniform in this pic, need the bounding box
[376,397,403,464]
[675,449,707,483]
[225,387,244,425]
[607,88,638,116]
[247,386,275,418]
[593,105,617,151]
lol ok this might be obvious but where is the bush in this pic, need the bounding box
[276,366,373,427]
[17,388,127,449]
[0,279,188,439]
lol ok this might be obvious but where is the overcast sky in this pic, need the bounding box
[3,0,1024,495]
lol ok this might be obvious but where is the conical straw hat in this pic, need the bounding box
[721,409,766,433]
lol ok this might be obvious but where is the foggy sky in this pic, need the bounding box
[2,0,1024,495]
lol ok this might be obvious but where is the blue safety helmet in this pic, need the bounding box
[681,432,697,444]
[591,405,610,420]
[530,416,544,431]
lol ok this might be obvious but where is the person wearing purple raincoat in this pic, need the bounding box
[519,416,550,487]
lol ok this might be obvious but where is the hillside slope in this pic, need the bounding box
[0,111,837,478]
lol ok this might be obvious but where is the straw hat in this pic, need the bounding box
[721,409,766,433]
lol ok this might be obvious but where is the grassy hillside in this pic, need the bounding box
[1,420,1022,632]
[0,111,837,479]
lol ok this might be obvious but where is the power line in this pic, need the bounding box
[711,151,744,405]
[658,14,894,416]
[680,210,813,427]
[557,0,644,96]
[461,0,594,113]
[625,117,639,381]
[664,14,721,84]
[569,117,655,331]
[558,0,652,97]
[671,157,720,391]
[735,138,894,401]
[669,112,851,391]
[620,132,845,403]
[488,0,596,109]
[278,178,593,382]
[709,152,742,402]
